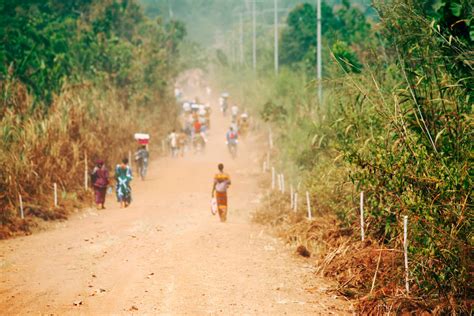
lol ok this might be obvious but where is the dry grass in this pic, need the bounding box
[0,81,177,238]
[252,190,466,314]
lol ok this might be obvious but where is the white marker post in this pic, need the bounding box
[290,185,294,209]
[293,192,298,212]
[277,173,282,192]
[306,191,312,220]
[19,194,24,219]
[360,191,365,241]
[53,183,58,207]
[128,150,132,169]
[269,130,273,149]
[84,151,88,190]
[403,215,409,294]
[271,167,275,190]
[281,174,285,193]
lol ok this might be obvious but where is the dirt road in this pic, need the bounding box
[0,99,351,314]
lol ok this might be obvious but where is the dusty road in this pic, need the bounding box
[0,98,351,314]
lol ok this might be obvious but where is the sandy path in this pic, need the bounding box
[0,98,351,315]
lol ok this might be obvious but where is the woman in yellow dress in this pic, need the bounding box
[211,163,231,222]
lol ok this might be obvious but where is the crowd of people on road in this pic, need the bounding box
[89,87,249,223]
[166,98,211,157]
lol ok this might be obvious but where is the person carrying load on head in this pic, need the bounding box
[134,145,149,180]
[238,111,249,138]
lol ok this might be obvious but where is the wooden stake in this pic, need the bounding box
[19,194,24,219]
[281,174,285,193]
[306,191,312,220]
[269,129,273,149]
[271,167,275,190]
[360,191,365,241]
[54,183,58,207]
[404,215,409,294]
[128,150,132,169]
[293,193,298,212]
[290,185,294,209]
[84,151,88,190]
[277,173,282,192]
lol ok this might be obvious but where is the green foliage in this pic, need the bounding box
[280,0,371,73]
[215,49,229,67]
[280,3,317,66]
[0,0,183,108]
[0,0,184,232]
[215,0,472,311]
[260,100,288,122]
[331,40,362,73]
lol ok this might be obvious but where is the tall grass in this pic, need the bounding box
[213,31,472,311]
[0,79,178,237]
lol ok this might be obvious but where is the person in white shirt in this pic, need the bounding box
[231,104,239,121]
[168,130,178,158]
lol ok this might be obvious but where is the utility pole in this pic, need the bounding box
[316,0,322,104]
[168,0,173,19]
[240,12,244,65]
[274,0,279,74]
[252,0,257,71]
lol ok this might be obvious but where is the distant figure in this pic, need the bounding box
[212,163,231,222]
[134,145,149,180]
[115,158,132,208]
[91,160,109,210]
[226,126,238,158]
[238,112,249,138]
[220,93,229,116]
[205,103,212,129]
[193,120,206,154]
[231,104,239,121]
[177,129,187,157]
[168,130,178,158]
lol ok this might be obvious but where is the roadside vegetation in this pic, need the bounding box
[0,0,185,237]
[213,0,472,313]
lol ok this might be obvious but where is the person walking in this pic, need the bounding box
[177,129,187,157]
[231,104,239,121]
[226,126,238,158]
[211,163,231,222]
[134,145,149,180]
[91,160,109,210]
[168,130,178,158]
[115,157,132,208]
